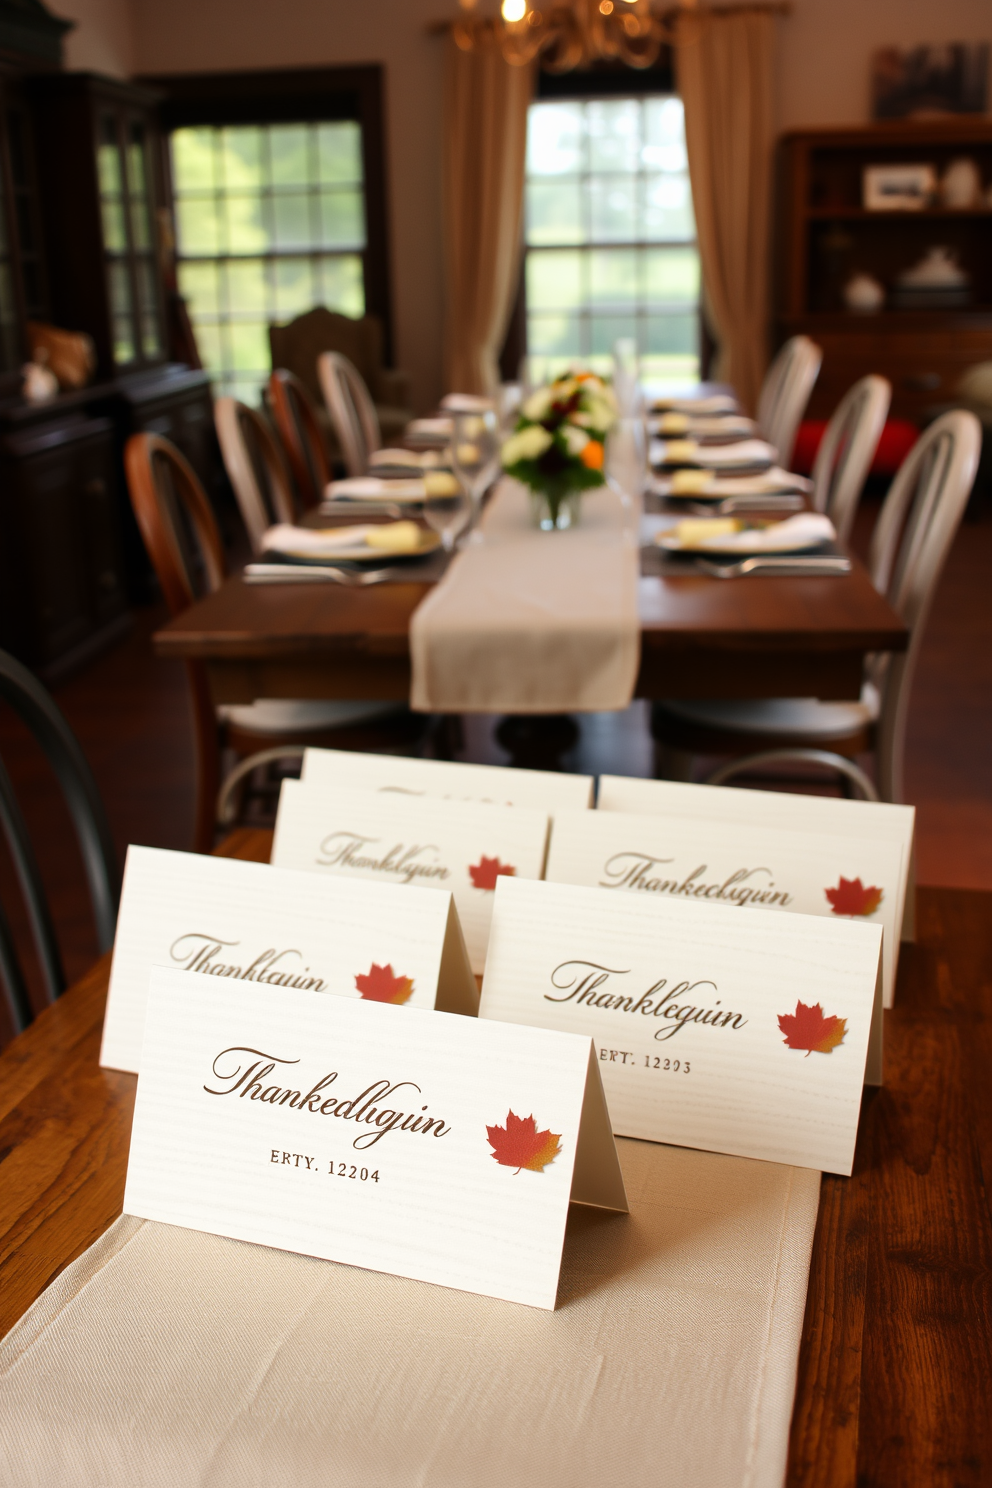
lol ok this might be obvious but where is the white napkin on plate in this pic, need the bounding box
[325,477,427,501]
[664,512,836,553]
[651,438,777,469]
[261,523,376,555]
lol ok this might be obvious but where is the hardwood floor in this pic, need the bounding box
[0,493,988,1045]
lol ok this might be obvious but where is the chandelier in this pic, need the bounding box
[452,0,694,72]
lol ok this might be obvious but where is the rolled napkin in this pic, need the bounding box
[262,521,424,557]
[0,1142,820,1488]
[663,511,836,553]
[410,480,639,713]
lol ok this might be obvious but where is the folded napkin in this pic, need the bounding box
[410,480,639,714]
[651,438,778,470]
[0,1141,820,1488]
[405,417,453,440]
[368,449,426,475]
[439,393,493,413]
[326,477,427,502]
[262,522,424,558]
[666,512,836,553]
[660,467,813,499]
[649,393,739,415]
[650,414,756,440]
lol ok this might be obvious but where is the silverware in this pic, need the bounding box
[244,564,394,586]
[684,494,806,516]
[693,555,852,579]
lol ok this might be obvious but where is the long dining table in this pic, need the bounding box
[1,828,989,1487]
[152,554,907,711]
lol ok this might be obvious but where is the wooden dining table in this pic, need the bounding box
[151,534,907,710]
[1,827,989,1487]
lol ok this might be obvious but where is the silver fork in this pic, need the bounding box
[693,555,852,579]
[244,564,394,586]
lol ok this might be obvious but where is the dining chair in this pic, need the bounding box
[214,397,296,555]
[650,410,982,803]
[267,369,331,509]
[317,351,382,477]
[124,433,424,854]
[810,375,891,547]
[756,335,823,467]
[0,647,118,1035]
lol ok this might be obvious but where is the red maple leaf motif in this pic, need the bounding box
[824,876,884,917]
[468,855,516,891]
[486,1111,562,1173]
[777,1000,848,1056]
[354,963,414,1005]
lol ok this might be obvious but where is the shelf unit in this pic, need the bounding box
[776,119,992,420]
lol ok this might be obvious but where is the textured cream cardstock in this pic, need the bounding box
[302,746,594,810]
[123,968,627,1310]
[480,877,883,1175]
[598,774,915,952]
[547,807,904,1008]
[272,779,550,975]
[101,846,476,1075]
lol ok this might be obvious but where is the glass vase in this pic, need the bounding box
[529,489,582,531]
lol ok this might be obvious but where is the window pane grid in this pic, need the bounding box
[172,120,366,401]
[524,97,700,386]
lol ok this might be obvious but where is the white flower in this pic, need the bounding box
[502,425,553,465]
[521,386,553,421]
[561,422,590,458]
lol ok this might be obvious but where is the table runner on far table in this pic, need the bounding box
[0,1139,819,1488]
[410,480,640,713]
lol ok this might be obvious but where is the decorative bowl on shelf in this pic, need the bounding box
[843,272,886,314]
[889,247,972,310]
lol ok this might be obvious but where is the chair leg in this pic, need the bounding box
[217,746,306,827]
[655,741,693,781]
[706,748,879,801]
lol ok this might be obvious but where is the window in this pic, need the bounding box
[170,119,367,403]
[524,96,699,388]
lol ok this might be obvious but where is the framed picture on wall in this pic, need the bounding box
[871,44,990,120]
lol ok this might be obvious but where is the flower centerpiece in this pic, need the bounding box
[500,372,618,529]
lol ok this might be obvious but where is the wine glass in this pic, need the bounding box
[450,407,501,527]
[421,470,471,553]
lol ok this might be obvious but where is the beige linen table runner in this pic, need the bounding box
[410,481,640,713]
[0,1138,819,1488]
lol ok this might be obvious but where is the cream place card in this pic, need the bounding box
[302,746,594,810]
[100,846,476,1075]
[272,779,550,975]
[597,775,916,951]
[480,877,883,1175]
[547,806,905,1009]
[124,967,628,1310]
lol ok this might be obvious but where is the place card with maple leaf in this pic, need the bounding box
[468,855,516,891]
[777,1000,848,1055]
[486,1111,562,1173]
[825,876,884,917]
[354,963,414,1005]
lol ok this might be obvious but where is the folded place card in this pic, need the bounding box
[302,747,594,811]
[124,967,628,1310]
[271,779,550,975]
[479,877,883,1175]
[101,846,476,1075]
[598,774,916,951]
[547,807,905,1009]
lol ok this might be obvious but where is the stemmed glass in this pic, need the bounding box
[422,470,471,553]
[450,407,501,531]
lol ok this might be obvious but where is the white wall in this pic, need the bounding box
[57,0,992,406]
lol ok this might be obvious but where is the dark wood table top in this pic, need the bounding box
[153,557,908,703]
[1,828,989,1486]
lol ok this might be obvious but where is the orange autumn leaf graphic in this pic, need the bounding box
[825,876,884,917]
[354,963,414,1005]
[778,1000,848,1056]
[486,1111,562,1173]
[468,855,516,891]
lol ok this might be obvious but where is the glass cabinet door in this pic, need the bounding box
[97,109,165,369]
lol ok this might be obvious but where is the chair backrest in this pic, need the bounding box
[811,375,891,546]
[0,648,119,1034]
[317,351,382,477]
[215,397,296,554]
[269,306,386,407]
[267,369,331,509]
[868,410,981,802]
[123,432,225,853]
[756,335,823,466]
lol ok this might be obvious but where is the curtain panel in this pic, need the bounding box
[443,36,534,396]
[676,8,776,415]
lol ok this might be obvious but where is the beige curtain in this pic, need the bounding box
[443,35,534,395]
[676,8,776,415]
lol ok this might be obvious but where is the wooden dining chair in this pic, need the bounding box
[650,410,982,803]
[214,397,296,554]
[810,375,891,547]
[317,351,382,477]
[0,648,119,1035]
[756,335,823,467]
[124,433,425,854]
[266,368,331,508]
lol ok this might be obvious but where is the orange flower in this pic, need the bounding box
[580,439,604,470]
